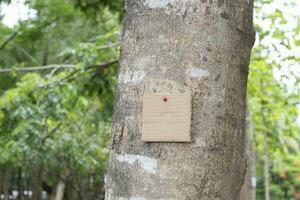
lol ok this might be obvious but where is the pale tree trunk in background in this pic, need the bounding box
[240,112,256,200]
[105,0,255,199]
[52,169,70,200]
[53,180,66,200]
[260,80,270,200]
[263,132,270,200]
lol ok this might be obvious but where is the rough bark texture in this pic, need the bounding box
[106,0,255,199]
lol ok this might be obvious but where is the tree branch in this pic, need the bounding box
[41,59,119,88]
[0,59,118,73]
[85,59,118,70]
[95,42,120,50]
[0,30,19,51]
[59,59,119,82]
[14,44,40,65]
[0,64,77,73]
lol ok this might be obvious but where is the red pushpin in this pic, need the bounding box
[162,95,168,102]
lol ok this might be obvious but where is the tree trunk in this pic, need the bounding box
[240,112,256,200]
[32,169,42,200]
[65,185,77,200]
[105,0,255,199]
[262,129,270,200]
[263,136,270,200]
[52,169,70,200]
[3,166,10,200]
[260,80,270,200]
[0,166,3,198]
[53,179,66,200]
[18,168,25,200]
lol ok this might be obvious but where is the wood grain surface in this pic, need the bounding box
[142,93,191,142]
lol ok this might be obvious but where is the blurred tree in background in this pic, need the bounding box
[0,0,121,199]
[248,0,300,199]
[0,0,299,199]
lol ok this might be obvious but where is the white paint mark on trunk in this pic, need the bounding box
[186,67,210,78]
[144,0,170,9]
[116,154,157,174]
[129,197,144,200]
[117,196,172,200]
[119,70,145,84]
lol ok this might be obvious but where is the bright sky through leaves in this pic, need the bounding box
[1,0,36,28]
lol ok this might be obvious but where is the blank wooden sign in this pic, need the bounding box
[142,93,191,142]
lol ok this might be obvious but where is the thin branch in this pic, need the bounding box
[0,59,118,73]
[14,44,40,65]
[85,59,118,70]
[0,64,77,73]
[48,66,62,79]
[41,122,62,144]
[87,59,119,81]
[95,42,120,50]
[0,30,19,51]
[60,59,119,82]
[41,59,119,88]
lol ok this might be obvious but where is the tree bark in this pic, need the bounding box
[105,0,255,199]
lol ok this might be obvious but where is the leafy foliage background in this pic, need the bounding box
[0,0,120,199]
